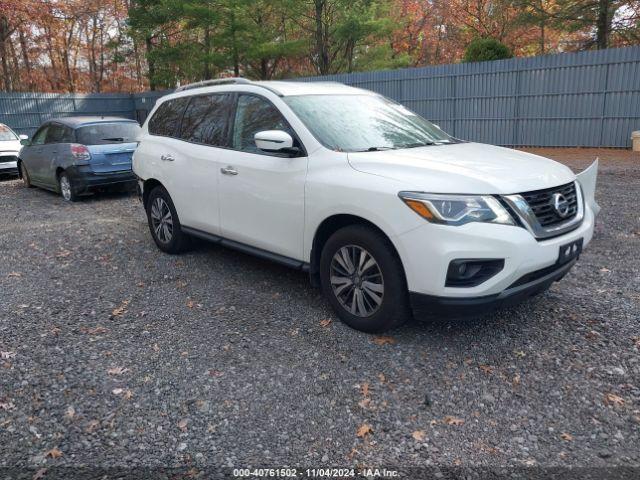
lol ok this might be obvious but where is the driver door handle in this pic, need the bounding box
[160,154,174,162]
[221,166,238,176]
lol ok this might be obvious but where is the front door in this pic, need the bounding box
[218,94,307,261]
[21,125,49,184]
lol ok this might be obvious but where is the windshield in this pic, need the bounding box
[0,125,18,141]
[76,122,141,145]
[283,94,454,152]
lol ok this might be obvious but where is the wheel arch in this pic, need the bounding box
[142,178,164,208]
[309,213,405,288]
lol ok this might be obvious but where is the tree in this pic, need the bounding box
[463,37,513,61]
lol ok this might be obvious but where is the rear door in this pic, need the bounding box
[168,92,234,233]
[41,123,72,187]
[76,122,141,173]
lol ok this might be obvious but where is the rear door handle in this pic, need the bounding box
[220,166,238,176]
[160,154,174,162]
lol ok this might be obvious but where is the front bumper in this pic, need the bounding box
[392,202,595,316]
[67,166,137,193]
[0,157,18,176]
[410,258,576,318]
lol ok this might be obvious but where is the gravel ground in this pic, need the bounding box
[0,148,639,477]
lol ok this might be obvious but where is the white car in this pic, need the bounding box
[0,123,28,178]
[133,78,599,333]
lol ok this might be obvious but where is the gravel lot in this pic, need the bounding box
[1,148,639,476]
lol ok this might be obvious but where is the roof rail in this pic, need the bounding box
[175,77,252,92]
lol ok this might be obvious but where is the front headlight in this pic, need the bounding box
[398,191,515,226]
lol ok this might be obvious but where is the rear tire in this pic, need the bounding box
[58,172,78,202]
[320,224,411,333]
[146,185,191,254]
[19,162,33,188]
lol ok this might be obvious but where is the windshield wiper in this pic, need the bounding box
[401,141,436,148]
[101,137,125,142]
[354,146,395,152]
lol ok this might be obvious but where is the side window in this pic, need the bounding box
[179,94,233,146]
[232,94,294,154]
[31,126,49,145]
[148,97,189,137]
[45,124,66,144]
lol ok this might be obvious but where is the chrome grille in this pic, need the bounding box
[520,182,578,227]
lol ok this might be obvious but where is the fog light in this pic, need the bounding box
[446,259,504,287]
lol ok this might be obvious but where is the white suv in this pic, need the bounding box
[133,78,599,333]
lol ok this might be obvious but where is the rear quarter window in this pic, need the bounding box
[148,98,189,137]
[76,122,141,145]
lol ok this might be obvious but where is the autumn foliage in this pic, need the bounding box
[0,0,639,93]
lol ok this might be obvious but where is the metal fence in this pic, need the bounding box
[1,46,639,147]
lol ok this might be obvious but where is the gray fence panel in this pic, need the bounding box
[1,46,639,146]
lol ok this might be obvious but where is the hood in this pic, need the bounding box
[347,142,576,194]
[0,139,21,154]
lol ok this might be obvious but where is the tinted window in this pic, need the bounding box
[179,94,233,146]
[232,95,294,154]
[148,98,189,137]
[45,124,72,144]
[76,122,141,145]
[31,126,49,145]
[0,124,17,141]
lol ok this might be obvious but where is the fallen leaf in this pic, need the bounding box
[412,430,426,441]
[444,416,465,426]
[177,419,188,432]
[0,401,15,411]
[107,366,130,376]
[85,420,100,433]
[123,389,133,400]
[0,351,16,360]
[55,249,72,258]
[599,267,611,273]
[377,373,386,383]
[152,343,160,352]
[64,406,75,420]
[319,319,332,328]
[560,432,573,441]
[360,382,370,398]
[356,423,373,438]
[358,398,371,409]
[137,281,145,288]
[371,335,396,346]
[479,365,493,375]
[208,369,224,377]
[512,373,521,385]
[7,272,21,277]
[186,299,195,309]
[32,468,47,480]
[111,300,129,317]
[80,326,108,335]
[604,393,625,407]
[513,350,526,358]
[45,447,63,459]
[632,337,640,349]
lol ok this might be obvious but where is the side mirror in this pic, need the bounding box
[254,130,298,155]
[19,134,29,140]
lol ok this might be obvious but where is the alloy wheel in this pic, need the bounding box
[59,175,72,201]
[330,245,384,317]
[150,197,173,244]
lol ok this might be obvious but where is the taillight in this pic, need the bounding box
[71,144,91,161]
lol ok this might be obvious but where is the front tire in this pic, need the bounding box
[19,162,33,188]
[320,225,411,333]
[146,186,191,254]
[58,172,78,202]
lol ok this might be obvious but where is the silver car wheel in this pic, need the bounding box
[150,197,173,244]
[59,175,72,201]
[330,245,384,317]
